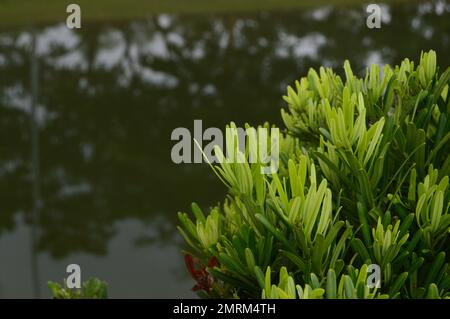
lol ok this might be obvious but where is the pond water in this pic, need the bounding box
[0,1,449,298]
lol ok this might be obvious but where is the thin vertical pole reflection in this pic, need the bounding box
[30,28,41,299]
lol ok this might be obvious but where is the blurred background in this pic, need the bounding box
[0,0,449,298]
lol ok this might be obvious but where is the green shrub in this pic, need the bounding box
[48,278,108,299]
[178,50,450,299]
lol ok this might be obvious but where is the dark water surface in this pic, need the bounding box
[0,1,449,297]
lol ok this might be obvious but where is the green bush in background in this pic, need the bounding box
[178,50,450,299]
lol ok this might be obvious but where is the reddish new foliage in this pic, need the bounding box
[184,254,218,292]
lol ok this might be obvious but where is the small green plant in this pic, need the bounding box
[262,265,389,299]
[178,50,450,299]
[48,278,108,299]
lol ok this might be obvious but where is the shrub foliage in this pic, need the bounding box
[178,50,450,299]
